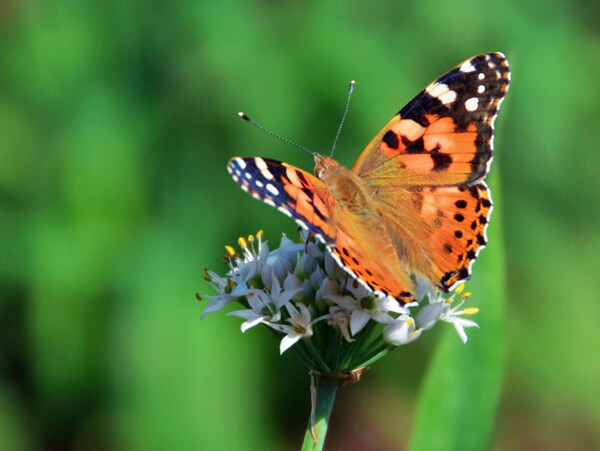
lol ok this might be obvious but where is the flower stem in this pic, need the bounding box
[305,339,331,373]
[301,373,339,451]
[351,343,392,369]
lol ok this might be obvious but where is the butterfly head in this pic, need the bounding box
[314,154,340,180]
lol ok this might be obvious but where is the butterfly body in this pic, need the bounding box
[228,53,510,304]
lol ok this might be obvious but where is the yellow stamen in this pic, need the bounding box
[409,328,420,339]
[455,283,465,294]
[238,236,248,249]
[247,234,254,244]
[463,307,479,315]
[225,245,236,257]
[256,230,263,239]
[407,318,414,328]
[462,292,472,299]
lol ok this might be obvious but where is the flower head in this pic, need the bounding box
[200,230,480,371]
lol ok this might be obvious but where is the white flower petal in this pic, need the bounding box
[350,311,370,335]
[240,317,266,332]
[383,319,410,345]
[230,283,249,297]
[280,333,302,353]
[368,310,395,325]
[309,266,326,290]
[283,273,302,291]
[326,295,357,310]
[415,277,437,302]
[378,296,409,314]
[245,289,271,311]
[297,303,313,323]
[383,316,419,345]
[266,322,291,334]
[227,309,258,320]
[416,302,444,330]
[446,317,479,343]
[201,295,234,318]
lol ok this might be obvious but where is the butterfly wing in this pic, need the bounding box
[227,157,337,244]
[229,156,416,302]
[353,52,510,187]
[326,206,417,303]
[407,183,493,292]
[354,53,509,292]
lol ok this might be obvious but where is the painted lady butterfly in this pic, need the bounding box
[228,53,510,304]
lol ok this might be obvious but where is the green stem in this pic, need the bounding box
[293,340,320,369]
[301,374,339,451]
[339,320,378,370]
[305,339,331,373]
[350,343,392,369]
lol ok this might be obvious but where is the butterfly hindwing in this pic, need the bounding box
[327,210,417,304]
[227,157,337,243]
[420,183,493,291]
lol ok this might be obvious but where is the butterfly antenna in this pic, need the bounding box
[330,80,355,158]
[238,112,315,156]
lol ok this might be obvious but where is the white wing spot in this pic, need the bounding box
[460,60,476,73]
[266,183,279,196]
[255,179,264,188]
[236,158,247,170]
[426,82,457,105]
[240,185,249,193]
[244,172,252,180]
[277,207,292,217]
[426,82,447,96]
[439,90,457,105]
[465,97,479,112]
[254,157,274,180]
[263,198,276,207]
[478,72,485,80]
[477,85,485,94]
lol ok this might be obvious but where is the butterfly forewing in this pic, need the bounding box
[353,52,510,187]
[227,157,337,243]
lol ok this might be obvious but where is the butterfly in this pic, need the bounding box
[227,53,510,304]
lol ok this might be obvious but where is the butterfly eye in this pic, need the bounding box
[314,154,332,180]
[315,164,324,179]
[314,159,325,179]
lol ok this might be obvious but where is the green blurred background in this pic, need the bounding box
[1,0,599,449]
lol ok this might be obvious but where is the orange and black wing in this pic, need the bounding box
[353,53,509,292]
[227,157,337,244]
[353,52,510,187]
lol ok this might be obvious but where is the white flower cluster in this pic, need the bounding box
[200,231,479,358]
